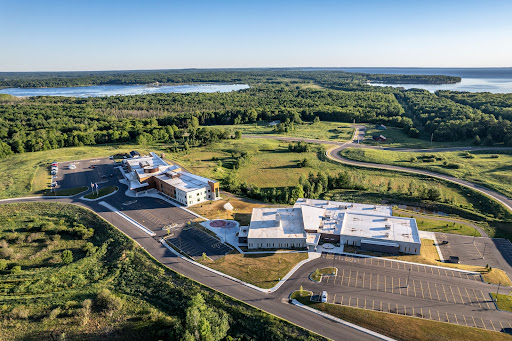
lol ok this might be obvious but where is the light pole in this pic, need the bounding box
[496,282,501,303]
[332,252,335,274]
[482,243,487,259]
[406,268,411,288]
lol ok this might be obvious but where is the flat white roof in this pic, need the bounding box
[247,199,420,247]
[126,152,217,193]
[341,213,420,244]
[294,198,392,216]
[126,152,169,170]
[248,208,306,239]
[157,171,212,193]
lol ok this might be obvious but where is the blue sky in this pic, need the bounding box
[1,0,511,71]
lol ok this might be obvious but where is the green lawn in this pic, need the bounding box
[394,211,481,236]
[491,293,512,312]
[341,148,512,198]
[210,121,354,141]
[52,186,89,197]
[168,137,505,222]
[198,252,308,289]
[362,125,474,149]
[311,267,337,281]
[0,202,320,341]
[84,186,118,199]
[294,296,511,341]
[290,289,313,300]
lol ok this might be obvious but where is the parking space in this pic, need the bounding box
[54,157,118,190]
[307,252,512,334]
[494,238,512,267]
[436,234,503,270]
[321,253,482,282]
[323,266,492,309]
[104,192,232,260]
[107,196,195,235]
[167,227,232,260]
[318,291,511,333]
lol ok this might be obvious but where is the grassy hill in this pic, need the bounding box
[0,202,321,341]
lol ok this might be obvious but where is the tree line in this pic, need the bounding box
[0,69,460,88]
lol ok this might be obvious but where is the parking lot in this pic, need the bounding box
[297,253,512,334]
[53,157,119,191]
[437,234,511,272]
[167,227,232,260]
[103,188,233,260]
[494,238,512,268]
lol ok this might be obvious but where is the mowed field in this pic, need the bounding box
[198,252,308,289]
[210,121,354,141]
[170,138,477,209]
[341,148,512,197]
[362,125,474,149]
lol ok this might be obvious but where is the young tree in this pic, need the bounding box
[62,250,73,264]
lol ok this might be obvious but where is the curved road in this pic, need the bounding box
[0,194,383,341]
[243,134,512,213]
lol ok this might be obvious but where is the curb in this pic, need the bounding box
[324,250,480,275]
[489,293,512,314]
[161,239,321,294]
[98,201,156,236]
[80,187,119,201]
[290,299,395,341]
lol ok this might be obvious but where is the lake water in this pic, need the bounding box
[298,67,512,93]
[369,77,512,93]
[0,83,250,98]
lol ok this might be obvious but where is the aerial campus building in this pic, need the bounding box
[239,198,421,255]
[123,152,220,206]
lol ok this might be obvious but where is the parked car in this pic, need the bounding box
[321,291,328,303]
[50,182,57,187]
[51,170,57,175]
[90,166,97,169]
[441,240,449,245]
[68,164,76,170]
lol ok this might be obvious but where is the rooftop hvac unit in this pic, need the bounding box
[385,224,391,229]
[373,206,378,210]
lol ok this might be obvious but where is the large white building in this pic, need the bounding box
[124,152,220,206]
[239,198,421,255]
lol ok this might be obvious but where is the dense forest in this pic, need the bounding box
[398,90,512,144]
[0,69,511,158]
[0,69,460,88]
[437,90,512,121]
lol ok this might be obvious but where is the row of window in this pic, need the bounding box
[249,242,303,248]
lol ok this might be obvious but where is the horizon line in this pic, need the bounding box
[1,66,512,74]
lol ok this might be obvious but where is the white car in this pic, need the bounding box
[68,164,76,170]
[50,182,57,187]
[321,291,328,303]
